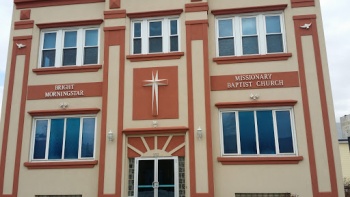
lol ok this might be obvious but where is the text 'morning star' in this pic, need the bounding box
[143,71,168,116]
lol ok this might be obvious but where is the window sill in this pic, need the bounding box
[213,53,292,64]
[24,160,98,169]
[32,64,102,75]
[126,52,184,62]
[217,156,303,165]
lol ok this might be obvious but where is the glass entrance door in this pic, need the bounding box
[135,157,178,197]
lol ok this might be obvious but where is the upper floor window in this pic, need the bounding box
[39,27,99,67]
[31,116,96,161]
[220,108,296,156]
[131,17,179,54]
[216,13,285,57]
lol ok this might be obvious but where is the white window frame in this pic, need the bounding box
[30,115,97,161]
[131,17,180,54]
[219,107,298,156]
[215,12,286,57]
[38,26,100,68]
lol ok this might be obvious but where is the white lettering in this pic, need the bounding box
[256,80,284,87]
[44,89,84,98]
[55,84,75,91]
[235,73,273,81]
[45,92,52,97]
[227,82,252,89]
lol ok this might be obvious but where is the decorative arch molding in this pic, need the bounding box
[127,135,185,158]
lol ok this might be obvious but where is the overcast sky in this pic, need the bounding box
[0,0,349,122]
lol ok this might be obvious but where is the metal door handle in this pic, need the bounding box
[152,181,159,189]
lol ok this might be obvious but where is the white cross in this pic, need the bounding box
[143,71,168,116]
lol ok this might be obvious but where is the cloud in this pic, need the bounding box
[321,0,350,121]
[0,1,12,119]
[0,86,3,119]
[0,0,13,73]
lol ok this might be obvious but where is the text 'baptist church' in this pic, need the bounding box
[227,73,284,89]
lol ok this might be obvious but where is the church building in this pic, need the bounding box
[0,0,345,196]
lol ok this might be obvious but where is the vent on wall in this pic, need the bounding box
[236,193,292,197]
[36,195,82,197]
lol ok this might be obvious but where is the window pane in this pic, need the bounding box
[239,111,257,154]
[138,188,154,197]
[133,38,141,54]
[85,29,98,46]
[242,36,259,55]
[84,47,98,64]
[81,118,95,158]
[242,18,257,35]
[266,16,281,34]
[33,120,48,159]
[64,118,80,159]
[41,50,56,67]
[219,19,233,37]
[222,112,237,154]
[134,23,141,37]
[43,32,56,49]
[158,187,175,197]
[276,111,294,153]
[149,21,162,36]
[138,160,155,187]
[170,36,178,52]
[149,37,162,53]
[158,159,174,185]
[133,38,142,54]
[267,34,283,53]
[64,31,77,48]
[219,38,234,56]
[48,119,64,159]
[170,20,177,35]
[158,159,175,197]
[63,48,77,66]
[257,111,276,154]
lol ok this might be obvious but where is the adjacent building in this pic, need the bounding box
[0,0,345,196]
[339,139,350,181]
[341,115,350,138]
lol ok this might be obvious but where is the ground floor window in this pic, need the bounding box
[128,158,135,197]
[178,157,185,197]
[220,108,296,156]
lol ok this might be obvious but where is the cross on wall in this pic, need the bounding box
[142,70,168,116]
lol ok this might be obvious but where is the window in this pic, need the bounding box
[216,13,285,56]
[39,27,99,67]
[131,17,179,54]
[31,116,96,161]
[220,108,296,155]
